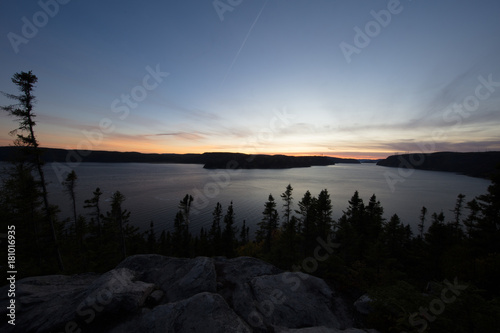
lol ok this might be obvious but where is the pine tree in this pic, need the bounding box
[280,184,293,228]
[172,211,190,257]
[418,206,427,238]
[365,193,384,239]
[382,214,412,264]
[239,220,249,245]
[296,190,317,251]
[256,194,279,252]
[110,191,129,259]
[450,193,466,234]
[465,167,500,254]
[209,202,223,255]
[1,71,64,271]
[84,187,103,237]
[222,201,237,257]
[179,194,194,225]
[147,221,156,253]
[0,161,44,270]
[316,189,333,240]
[63,170,79,245]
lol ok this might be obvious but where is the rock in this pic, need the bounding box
[117,255,217,303]
[110,292,251,333]
[274,328,378,333]
[248,272,345,329]
[0,255,379,333]
[76,267,156,316]
[146,289,164,306]
[0,273,98,333]
[354,294,373,315]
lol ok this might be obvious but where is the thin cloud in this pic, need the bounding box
[148,132,206,141]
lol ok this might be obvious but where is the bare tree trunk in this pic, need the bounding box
[28,113,65,272]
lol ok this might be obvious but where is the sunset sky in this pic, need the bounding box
[1,0,499,159]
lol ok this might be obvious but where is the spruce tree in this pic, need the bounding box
[280,184,293,228]
[418,206,427,238]
[222,201,237,257]
[209,202,223,255]
[1,71,64,271]
[256,194,279,252]
[63,170,79,245]
[109,191,129,259]
[84,187,103,238]
[316,189,333,240]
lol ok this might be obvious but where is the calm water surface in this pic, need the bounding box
[25,162,491,236]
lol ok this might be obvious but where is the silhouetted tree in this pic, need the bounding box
[451,193,466,234]
[281,184,293,228]
[179,194,194,225]
[469,169,500,254]
[1,71,64,271]
[209,202,223,255]
[0,161,44,269]
[63,170,79,244]
[365,194,384,239]
[110,191,129,259]
[84,187,103,237]
[222,201,237,257]
[147,221,156,253]
[382,214,412,266]
[256,194,279,252]
[316,189,333,240]
[418,206,427,238]
[239,220,249,245]
[172,211,189,256]
[336,191,365,262]
[296,190,316,251]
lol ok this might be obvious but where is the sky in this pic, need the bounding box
[1,0,499,159]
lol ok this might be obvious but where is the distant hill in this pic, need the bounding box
[0,146,205,164]
[377,151,500,178]
[202,152,359,169]
[0,147,359,169]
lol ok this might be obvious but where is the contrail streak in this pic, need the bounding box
[223,0,269,84]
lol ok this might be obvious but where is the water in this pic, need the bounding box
[2,162,491,236]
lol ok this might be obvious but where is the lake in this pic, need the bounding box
[16,162,489,237]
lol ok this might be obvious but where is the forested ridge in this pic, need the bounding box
[0,146,359,169]
[2,71,500,332]
[377,151,500,178]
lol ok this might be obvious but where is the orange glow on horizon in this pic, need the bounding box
[1,131,389,160]
[0,138,390,161]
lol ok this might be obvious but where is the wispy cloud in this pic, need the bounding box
[148,132,206,141]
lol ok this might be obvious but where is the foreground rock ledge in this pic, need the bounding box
[0,255,379,333]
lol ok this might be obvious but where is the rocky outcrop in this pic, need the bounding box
[0,255,378,333]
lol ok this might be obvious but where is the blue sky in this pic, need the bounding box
[1,0,499,158]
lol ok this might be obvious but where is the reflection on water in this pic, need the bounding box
[13,162,491,235]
